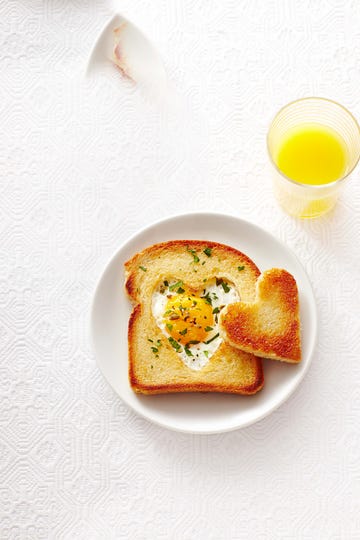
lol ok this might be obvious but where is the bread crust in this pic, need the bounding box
[125,240,260,300]
[220,268,301,363]
[125,240,264,395]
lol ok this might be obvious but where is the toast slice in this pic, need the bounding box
[220,268,301,363]
[125,240,264,395]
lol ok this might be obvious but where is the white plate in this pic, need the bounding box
[91,213,317,434]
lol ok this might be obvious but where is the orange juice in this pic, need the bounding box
[276,124,347,185]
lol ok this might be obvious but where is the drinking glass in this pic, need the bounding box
[267,97,360,218]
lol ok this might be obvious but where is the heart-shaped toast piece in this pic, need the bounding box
[220,268,301,363]
[125,240,264,394]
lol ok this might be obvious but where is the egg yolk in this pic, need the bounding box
[163,293,214,344]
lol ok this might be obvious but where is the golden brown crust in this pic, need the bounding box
[128,303,141,389]
[220,268,301,363]
[125,240,264,395]
[125,240,260,302]
[131,377,264,395]
[125,272,137,300]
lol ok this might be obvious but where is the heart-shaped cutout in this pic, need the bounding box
[152,277,240,370]
[220,268,301,363]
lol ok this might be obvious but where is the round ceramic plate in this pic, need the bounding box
[91,213,317,434]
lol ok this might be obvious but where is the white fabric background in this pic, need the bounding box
[1,0,360,538]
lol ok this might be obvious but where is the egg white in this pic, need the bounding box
[151,278,239,370]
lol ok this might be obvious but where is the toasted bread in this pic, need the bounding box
[220,268,301,363]
[125,240,264,395]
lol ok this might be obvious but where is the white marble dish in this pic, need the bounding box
[86,13,167,99]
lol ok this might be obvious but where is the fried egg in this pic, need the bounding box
[152,278,240,370]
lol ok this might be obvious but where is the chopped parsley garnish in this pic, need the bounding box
[204,326,213,332]
[184,346,193,357]
[177,287,185,294]
[139,266,147,272]
[205,333,219,345]
[164,309,173,316]
[203,350,209,358]
[166,323,173,331]
[238,265,245,271]
[187,340,200,345]
[186,246,200,263]
[150,338,162,356]
[221,281,230,293]
[212,307,220,314]
[168,337,182,352]
[164,280,169,286]
[203,278,207,282]
[203,247,212,257]
[179,328,188,336]
[169,280,183,291]
[201,292,212,305]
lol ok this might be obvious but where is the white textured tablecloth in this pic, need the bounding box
[1,1,360,538]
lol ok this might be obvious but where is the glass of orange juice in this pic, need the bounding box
[267,97,360,218]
